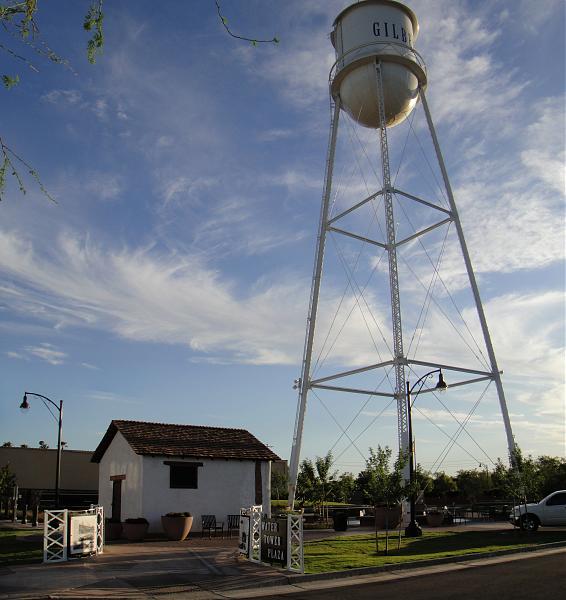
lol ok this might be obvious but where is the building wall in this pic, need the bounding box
[0,447,98,490]
[97,431,143,521]
[142,456,272,532]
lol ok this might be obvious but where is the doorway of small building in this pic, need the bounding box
[110,475,124,521]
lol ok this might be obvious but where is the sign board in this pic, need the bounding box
[69,514,97,555]
[238,514,250,556]
[260,516,287,566]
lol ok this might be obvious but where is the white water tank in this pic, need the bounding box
[330,0,427,128]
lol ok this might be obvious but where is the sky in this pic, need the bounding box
[0,0,564,477]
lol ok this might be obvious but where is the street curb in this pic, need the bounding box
[229,539,566,592]
[284,539,566,586]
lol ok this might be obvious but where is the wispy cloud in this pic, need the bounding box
[80,362,99,370]
[86,391,139,405]
[25,343,67,365]
[5,351,27,360]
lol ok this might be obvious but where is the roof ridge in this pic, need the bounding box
[112,419,248,433]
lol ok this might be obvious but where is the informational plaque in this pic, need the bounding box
[69,514,97,555]
[238,514,250,556]
[260,516,287,566]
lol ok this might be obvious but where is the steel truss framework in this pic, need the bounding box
[288,58,515,508]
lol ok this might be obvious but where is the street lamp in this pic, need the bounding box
[19,392,64,509]
[405,369,447,538]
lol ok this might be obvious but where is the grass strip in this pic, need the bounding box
[304,529,566,573]
[0,528,43,565]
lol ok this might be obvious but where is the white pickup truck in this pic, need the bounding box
[509,490,566,531]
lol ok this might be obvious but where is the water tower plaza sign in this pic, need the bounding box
[260,517,288,566]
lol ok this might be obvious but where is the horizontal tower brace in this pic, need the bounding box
[395,217,452,247]
[310,359,396,385]
[414,374,494,396]
[328,226,387,248]
[392,188,452,216]
[328,190,384,225]
[407,358,493,377]
[310,383,395,398]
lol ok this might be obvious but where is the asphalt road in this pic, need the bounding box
[254,553,566,600]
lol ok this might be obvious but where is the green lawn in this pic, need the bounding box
[305,529,566,573]
[0,528,43,565]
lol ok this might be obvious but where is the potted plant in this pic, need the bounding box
[161,512,193,541]
[105,518,123,541]
[123,517,149,541]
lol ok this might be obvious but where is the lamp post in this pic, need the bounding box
[19,392,63,509]
[405,369,447,538]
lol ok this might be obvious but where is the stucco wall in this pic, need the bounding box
[142,457,272,532]
[98,431,143,521]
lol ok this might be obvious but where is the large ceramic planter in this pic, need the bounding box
[123,521,149,541]
[105,520,123,541]
[426,513,444,527]
[161,515,193,541]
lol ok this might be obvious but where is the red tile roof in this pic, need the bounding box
[91,420,280,463]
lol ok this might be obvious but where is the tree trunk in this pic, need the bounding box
[385,513,389,555]
[374,507,379,554]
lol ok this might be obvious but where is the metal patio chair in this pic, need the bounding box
[201,514,224,538]
[227,514,240,538]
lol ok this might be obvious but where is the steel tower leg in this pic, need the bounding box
[288,98,342,509]
[419,88,516,464]
[375,61,410,480]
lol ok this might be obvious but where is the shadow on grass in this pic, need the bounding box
[305,529,566,567]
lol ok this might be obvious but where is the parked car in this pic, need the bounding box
[509,490,566,531]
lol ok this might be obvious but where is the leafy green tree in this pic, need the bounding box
[0,463,16,495]
[431,472,457,503]
[534,456,566,497]
[362,446,410,554]
[271,469,288,501]
[0,0,104,201]
[296,452,337,519]
[314,452,337,520]
[1,1,277,202]
[455,469,490,504]
[296,458,316,508]
[414,464,433,501]
[331,472,356,503]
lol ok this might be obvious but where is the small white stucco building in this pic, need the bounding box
[91,420,279,533]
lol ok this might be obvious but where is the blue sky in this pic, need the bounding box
[1,0,564,475]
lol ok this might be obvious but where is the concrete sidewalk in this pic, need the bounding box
[1,524,565,599]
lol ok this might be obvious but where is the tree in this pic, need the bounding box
[455,469,490,504]
[296,452,337,519]
[362,446,410,554]
[314,452,337,521]
[331,472,356,504]
[38,440,49,449]
[1,1,278,202]
[0,0,104,201]
[431,472,457,504]
[414,464,433,501]
[271,469,288,501]
[534,456,566,497]
[0,463,16,495]
[1,442,13,447]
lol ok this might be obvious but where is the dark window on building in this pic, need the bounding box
[164,461,203,489]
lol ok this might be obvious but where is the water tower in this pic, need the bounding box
[288,0,515,509]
